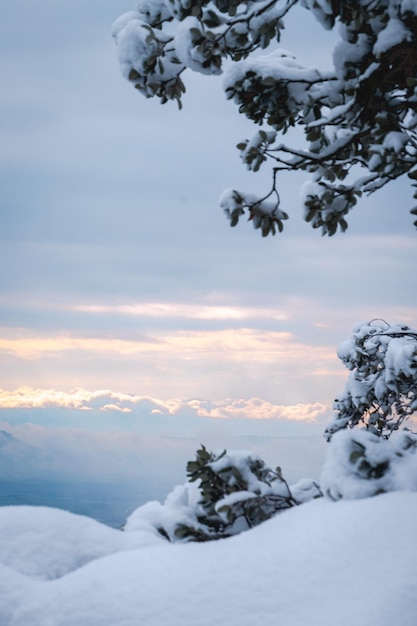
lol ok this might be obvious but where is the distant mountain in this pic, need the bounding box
[0,430,39,478]
[0,430,20,445]
[0,429,34,451]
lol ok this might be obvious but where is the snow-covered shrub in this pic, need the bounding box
[125,446,322,542]
[125,320,417,534]
[321,428,417,501]
[322,320,417,500]
[325,320,417,440]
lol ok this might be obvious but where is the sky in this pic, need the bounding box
[0,1,416,487]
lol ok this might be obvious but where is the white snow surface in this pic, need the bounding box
[321,429,417,500]
[174,16,224,75]
[1,491,417,625]
[224,48,324,90]
[373,17,413,57]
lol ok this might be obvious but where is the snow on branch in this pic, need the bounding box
[325,320,417,440]
[113,1,417,235]
[125,446,321,542]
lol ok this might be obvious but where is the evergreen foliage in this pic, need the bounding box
[113,0,417,235]
[326,320,417,440]
[131,446,322,543]
[173,446,303,540]
[321,427,417,500]
[128,320,417,542]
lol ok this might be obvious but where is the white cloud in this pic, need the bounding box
[0,327,343,403]
[184,397,327,421]
[0,386,329,423]
[71,302,288,321]
[0,413,328,486]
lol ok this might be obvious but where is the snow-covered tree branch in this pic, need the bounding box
[125,446,322,542]
[325,319,417,440]
[113,0,417,236]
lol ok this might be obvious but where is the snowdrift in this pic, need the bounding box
[0,491,416,625]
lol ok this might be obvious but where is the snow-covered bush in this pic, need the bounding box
[125,320,417,541]
[325,320,417,440]
[113,1,417,235]
[321,428,417,501]
[125,446,321,542]
[319,320,417,501]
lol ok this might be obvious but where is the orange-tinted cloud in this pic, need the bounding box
[0,327,343,405]
[0,328,328,364]
[70,302,288,321]
[193,398,327,421]
[0,386,329,423]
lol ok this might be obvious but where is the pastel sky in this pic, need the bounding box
[0,2,416,486]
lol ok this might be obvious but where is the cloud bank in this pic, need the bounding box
[0,387,329,422]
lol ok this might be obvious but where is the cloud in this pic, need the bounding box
[0,415,328,486]
[0,327,330,363]
[0,325,346,405]
[100,404,132,413]
[0,419,191,485]
[71,302,288,321]
[0,387,148,410]
[195,398,327,421]
[0,387,329,424]
[0,335,159,360]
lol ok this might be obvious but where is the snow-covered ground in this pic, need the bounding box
[0,490,416,626]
